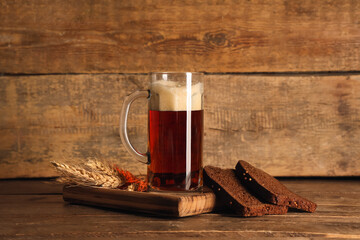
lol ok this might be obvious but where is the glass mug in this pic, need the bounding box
[120,72,204,191]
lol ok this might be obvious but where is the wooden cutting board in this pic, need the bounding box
[63,185,218,217]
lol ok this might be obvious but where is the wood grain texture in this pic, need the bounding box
[0,179,62,195]
[206,74,360,176]
[0,74,149,178]
[1,74,360,178]
[1,0,360,74]
[0,179,359,239]
[63,185,217,217]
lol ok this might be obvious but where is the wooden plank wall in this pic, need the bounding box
[0,0,359,178]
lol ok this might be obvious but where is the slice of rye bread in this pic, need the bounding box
[235,160,317,213]
[204,166,288,217]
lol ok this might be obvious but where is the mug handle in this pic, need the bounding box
[119,90,150,164]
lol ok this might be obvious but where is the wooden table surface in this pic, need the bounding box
[1,179,359,239]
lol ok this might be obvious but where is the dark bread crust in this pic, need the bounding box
[235,160,317,213]
[204,166,288,217]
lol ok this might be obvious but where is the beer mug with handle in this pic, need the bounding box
[120,72,204,191]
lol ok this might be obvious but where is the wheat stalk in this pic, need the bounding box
[51,160,124,188]
[85,158,118,177]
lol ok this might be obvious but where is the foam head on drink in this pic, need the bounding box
[148,80,204,191]
[149,80,203,111]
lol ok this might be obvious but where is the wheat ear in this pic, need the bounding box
[85,158,118,176]
[51,161,124,188]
